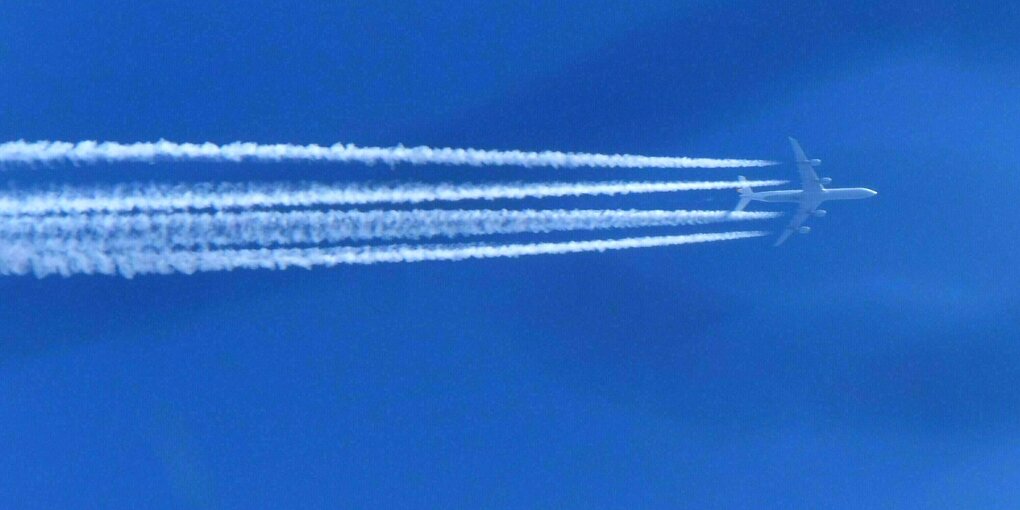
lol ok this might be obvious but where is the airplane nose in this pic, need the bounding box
[869,189,878,197]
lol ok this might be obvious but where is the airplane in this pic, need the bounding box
[733,137,877,246]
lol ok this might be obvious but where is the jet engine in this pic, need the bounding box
[809,158,822,166]
[798,226,811,234]
[813,210,827,218]
[819,177,832,185]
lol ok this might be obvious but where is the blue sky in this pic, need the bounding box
[1,1,1019,508]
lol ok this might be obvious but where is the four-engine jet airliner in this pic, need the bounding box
[734,137,877,246]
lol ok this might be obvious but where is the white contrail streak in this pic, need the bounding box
[0,140,778,168]
[0,231,767,278]
[0,179,787,216]
[0,209,779,249]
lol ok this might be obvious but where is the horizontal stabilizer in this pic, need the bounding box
[733,196,751,213]
[732,176,753,213]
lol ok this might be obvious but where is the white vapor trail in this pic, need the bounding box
[0,209,779,250]
[0,179,787,216]
[0,231,767,278]
[0,140,777,169]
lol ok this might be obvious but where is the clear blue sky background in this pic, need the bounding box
[1,1,1019,508]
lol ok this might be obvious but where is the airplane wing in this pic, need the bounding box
[789,137,823,193]
[773,200,818,247]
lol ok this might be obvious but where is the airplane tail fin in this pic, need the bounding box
[732,176,752,212]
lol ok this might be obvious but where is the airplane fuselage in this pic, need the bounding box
[749,187,877,204]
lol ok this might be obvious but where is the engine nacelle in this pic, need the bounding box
[798,226,811,234]
[819,177,832,185]
[809,158,822,166]
[813,210,827,218]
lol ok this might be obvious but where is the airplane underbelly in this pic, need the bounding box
[826,189,874,200]
[762,193,801,203]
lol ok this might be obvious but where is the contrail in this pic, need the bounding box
[0,140,778,169]
[0,231,767,278]
[0,209,780,249]
[0,179,788,216]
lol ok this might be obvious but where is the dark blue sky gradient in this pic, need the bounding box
[2,1,1019,508]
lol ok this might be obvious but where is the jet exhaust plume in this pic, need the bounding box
[0,231,768,278]
[0,209,779,250]
[0,140,778,169]
[0,179,788,216]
